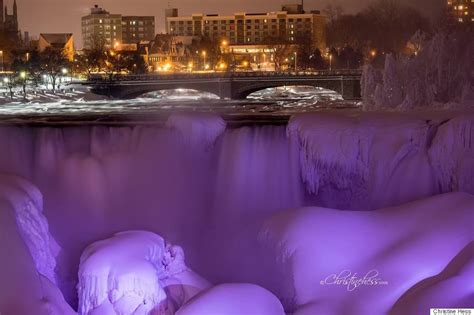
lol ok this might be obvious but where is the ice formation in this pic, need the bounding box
[176,283,285,315]
[428,114,474,193]
[287,112,439,209]
[260,192,474,314]
[0,111,473,313]
[160,244,212,312]
[362,30,474,110]
[287,113,373,195]
[165,113,226,150]
[0,174,59,283]
[77,231,168,314]
[77,231,210,315]
[0,174,73,315]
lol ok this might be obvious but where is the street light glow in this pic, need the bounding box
[20,71,27,79]
[62,68,69,75]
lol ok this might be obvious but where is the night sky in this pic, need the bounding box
[12,0,444,48]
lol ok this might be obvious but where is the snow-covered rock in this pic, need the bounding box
[0,174,74,315]
[160,245,212,313]
[77,231,168,315]
[260,192,474,314]
[176,283,285,315]
[78,231,211,315]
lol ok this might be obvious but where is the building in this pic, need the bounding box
[446,0,473,25]
[165,7,178,32]
[146,34,190,71]
[38,33,75,61]
[82,5,122,50]
[165,5,326,50]
[82,5,155,50]
[121,16,155,44]
[0,0,19,43]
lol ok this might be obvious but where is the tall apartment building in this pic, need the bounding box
[446,0,473,24]
[121,16,155,44]
[82,5,155,50]
[165,5,326,50]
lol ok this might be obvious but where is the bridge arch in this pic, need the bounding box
[86,72,362,100]
[244,85,344,100]
[232,80,346,100]
[140,88,221,100]
[95,82,226,100]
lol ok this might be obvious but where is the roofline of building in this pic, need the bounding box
[167,11,324,20]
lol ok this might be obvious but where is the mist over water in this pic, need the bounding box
[0,86,357,121]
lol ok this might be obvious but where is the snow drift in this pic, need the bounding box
[176,283,285,315]
[260,192,474,314]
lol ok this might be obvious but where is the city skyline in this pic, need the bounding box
[13,0,444,48]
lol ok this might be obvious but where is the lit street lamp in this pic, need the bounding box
[329,54,333,71]
[20,71,27,99]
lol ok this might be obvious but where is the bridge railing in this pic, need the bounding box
[86,69,362,83]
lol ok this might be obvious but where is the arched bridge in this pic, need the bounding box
[83,70,362,100]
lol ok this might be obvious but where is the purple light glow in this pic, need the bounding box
[0,110,473,314]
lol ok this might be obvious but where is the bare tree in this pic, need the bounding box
[265,37,293,71]
[40,47,69,93]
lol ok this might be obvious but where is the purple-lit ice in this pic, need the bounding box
[261,192,474,314]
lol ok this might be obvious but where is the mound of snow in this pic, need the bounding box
[261,192,474,314]
[165,113,226,150]
[176,283,285,315]
[160,245,212,313]
[78,231,168,314]
[78,231,211,315]
[0,174,73,314]
[390,242,474,315]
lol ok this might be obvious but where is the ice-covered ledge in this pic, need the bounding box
[288,110,474,209]
[0,174,74,314]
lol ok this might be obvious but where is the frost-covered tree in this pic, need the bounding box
[361,30,474,110]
